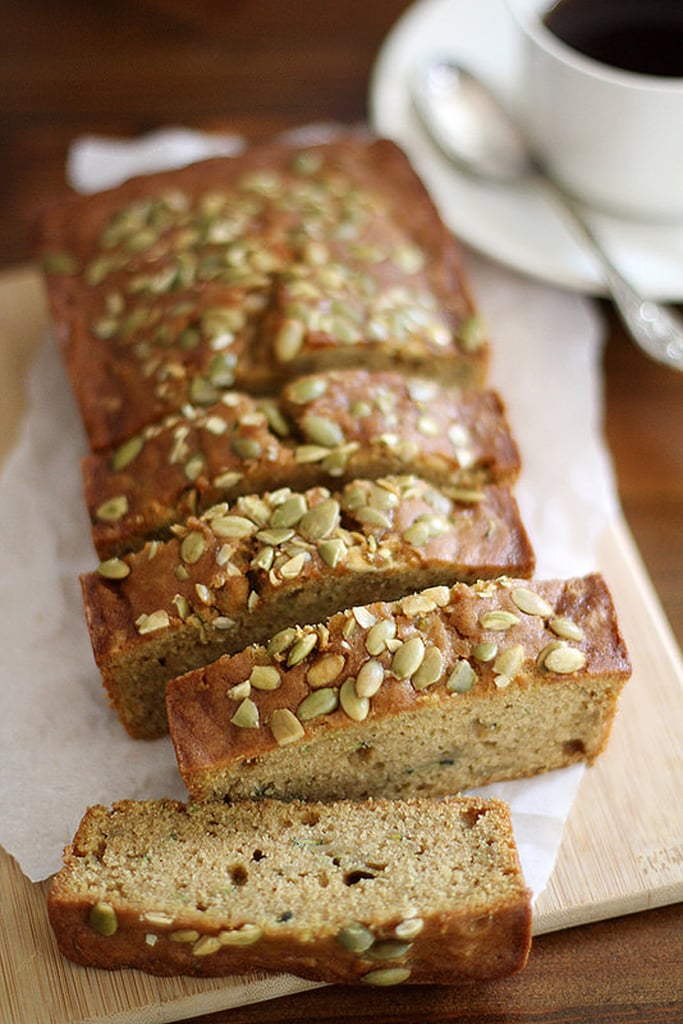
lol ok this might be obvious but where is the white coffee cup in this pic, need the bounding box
[505,0,683,222]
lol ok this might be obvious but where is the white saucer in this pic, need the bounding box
[370,0,683,300]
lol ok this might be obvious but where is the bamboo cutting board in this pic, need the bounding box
[1,265,681,1024]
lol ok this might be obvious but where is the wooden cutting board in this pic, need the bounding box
[1,265,681,1024]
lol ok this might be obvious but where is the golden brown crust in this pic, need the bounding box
[48,796,532,983]
[83,371,521,559]
[36,137,487,452]
[80,476,534,737]
[166,574,631,802]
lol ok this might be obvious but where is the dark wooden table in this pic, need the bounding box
[1,3,681,1022]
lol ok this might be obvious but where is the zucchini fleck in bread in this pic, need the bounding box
[166,574,631,803]
[81,476,533,738]
[36,136,487,452]
[48,796,532,983]
[84,370,521,558]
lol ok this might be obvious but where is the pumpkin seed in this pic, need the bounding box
[111,436,144,471]
[353,505,392,530]
[446,660,476,693]
[212,470,243,490]
[270,494,308,528]
[267,627,298,657]
[269,708,305,746]
[307,654,345,688]
[287,632,318,667]
[218,923,262,946]
[458,315,486,352]
[480,610,520,631]
[89,902,118,937]
[511,587,553,618]
[365,618,396,656]
[275,319,305,361]
[227,681,251,701]
[95,494,129,522]
[411,646,444,690]
[279,551,310,579]
[493,644,525,687]
[337,922,374,954]
[287,376,328,404]
[549,617,584,642]
[362,967,411,986]
[340,678,370,722]
[189,377,220,406]
[368,939,411,961]
[394,918,424,940]
[355,660,385,698]
[195,583,214,605]
[180,531,206,564]
[473,641,497,662]
[391,637,426,680]
[544,646,586,674]
[193,935,222,956]
[135,610,170,634]
[170,929,201,943]
[184,454,205,482]
[211,515,257,539]
[318,537,347,568]
[96,557,131,580]
[232,437,263,461]
[249,665,282,691]
[294,444,330,464]
[296,687,338,721]
[230,697,259,729]
[298,498,340,541]
[303,415,345,448]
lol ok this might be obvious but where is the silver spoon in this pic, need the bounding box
[412,59,683,371]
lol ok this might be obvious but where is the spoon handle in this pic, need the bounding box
[542,180,683,370]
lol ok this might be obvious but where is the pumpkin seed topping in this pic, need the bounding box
[170,929,201,943]
[355,659,385,698]
[287,376,329,404]
[296,687,339,721]
[111,435,144,471]
[480,610,521,631]
[544,646,586,674]
[219,923,262,946]
[270,707,305,746]
[472,641,498,663]
[362,967,411,986]
[511,587,553,618]
[391,637,426,680]
[287,632,318,667]
[180,531,206,564]
[411,646,444,690]
[249,665,282,691]
[307,654,346,688]
[394,917,424,940]
[446,660,476,693]
[193,935,222,957]
[89,902,118,937]
[340,677,370,722]
[96,557,131,580]
[368,939,412,961]
[231,697,259,728]
[338,921,375,954]
[549,617,584,642]
[227,680,251,701]
[135,610,170,634]
[365,618,396,656]
[95,494,129,522]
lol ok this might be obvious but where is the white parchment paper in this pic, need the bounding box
[0,131,617,895]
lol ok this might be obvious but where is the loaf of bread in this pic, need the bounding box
[166,574,631,803]
[36,136,488,452]
[84,369,520,558]
[48,795,532,983]
[81,476,534,738]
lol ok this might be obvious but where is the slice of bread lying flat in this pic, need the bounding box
[48,796,532,984]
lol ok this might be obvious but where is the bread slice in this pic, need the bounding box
[83,370,521,558]
[166,574,631,803]
[36,136,487,452]
[48,796,532,983]
[81,476,534,738]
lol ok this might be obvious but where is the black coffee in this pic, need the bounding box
[543,0,683,77]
